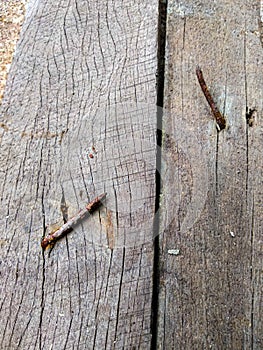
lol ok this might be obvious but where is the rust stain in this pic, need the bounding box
[0,239,9,247]
[105,210,114,250]
[59,129,67,144]
[20,130,67,140]
[0,123,9,131]
[87,145,97,159]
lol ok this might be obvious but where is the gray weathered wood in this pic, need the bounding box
[1,1,262,349]
[158,1,263,349]
[0,1,158,348]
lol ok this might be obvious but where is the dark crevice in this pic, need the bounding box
[151,1,167,349]
[258,7,263,48]
[60,186,69,222]
[246,107,256,127]
[39,185,47,350]
[113,248,126,347]
[250,198,255,348]
[215,133,219,197]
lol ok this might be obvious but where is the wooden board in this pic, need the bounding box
[158,1,263,349]
[0,1,158,348]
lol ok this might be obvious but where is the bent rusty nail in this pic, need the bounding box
[41,193,107,250]
[196,66,226,130]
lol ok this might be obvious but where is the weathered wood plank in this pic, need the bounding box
[0,1,158,348]
[159,1,262,349]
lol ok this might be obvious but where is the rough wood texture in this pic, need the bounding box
[1,1,263,349]
[158,1,263,349]
[0,1,158,348]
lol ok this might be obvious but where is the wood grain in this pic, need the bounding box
[1,1,262,349]
[158,0,263,349]
[0,1,158,348]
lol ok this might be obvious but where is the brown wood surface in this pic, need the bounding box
[0,1,158,349]
[158,1,262,349]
